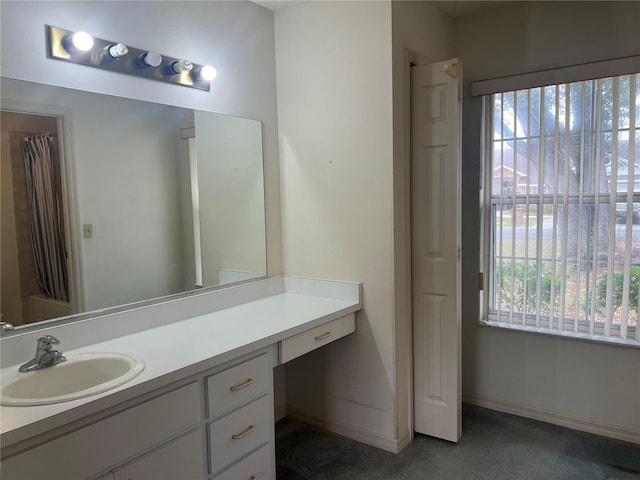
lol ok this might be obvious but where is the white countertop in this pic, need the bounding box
[0,277,361,450]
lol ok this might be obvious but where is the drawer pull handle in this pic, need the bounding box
[315,331,332,341]
[232,424,255,440]
[230,378,254,391]
[250,476,257,480]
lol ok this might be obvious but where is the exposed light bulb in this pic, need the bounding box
[199,65,217,81]
[106,43,128,59]
[141,51,162,67]
[70,31,94,51]
[170,60,193,75]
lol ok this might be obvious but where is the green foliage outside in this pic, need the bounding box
[596,266,640,314]
[497,261,561,315]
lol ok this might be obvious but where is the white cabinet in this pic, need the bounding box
[113,429,204,480]
[205,352,274,479]
[2,382,201,480]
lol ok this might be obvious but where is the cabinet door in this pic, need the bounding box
[113,429,203,480]
[2,382,201,480]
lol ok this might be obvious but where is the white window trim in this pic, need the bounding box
[472,55,640,97]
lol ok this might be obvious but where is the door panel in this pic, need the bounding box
[411,59,462,442]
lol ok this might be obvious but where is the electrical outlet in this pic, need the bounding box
[83,224,93,238]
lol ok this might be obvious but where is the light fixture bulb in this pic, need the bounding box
[107,43,128,59]
[199,65,217,81]
[70,31,94,51]
[141,51,162,67]
[171,60,193,75]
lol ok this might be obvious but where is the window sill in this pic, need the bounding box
[480,319,640,349]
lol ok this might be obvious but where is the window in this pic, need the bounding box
[482,73,640,345]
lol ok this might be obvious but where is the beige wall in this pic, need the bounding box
[275,0,453,450]
[455,1,640,441]
[276,0,398,448]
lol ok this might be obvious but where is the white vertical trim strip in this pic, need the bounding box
[483,96,494,323]
[500,95,507,323]
[536,87,545,329]
[574,82,586,332]
[621,75,635,340]
[550,85,561,329]
[633,75,640,341]
[604,78,620,338]
[559,84,572,330]
[590,79,604,336]
[510,93,518,325]
[523,90,532,325]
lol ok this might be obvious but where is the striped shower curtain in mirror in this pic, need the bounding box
[21,133,69,302]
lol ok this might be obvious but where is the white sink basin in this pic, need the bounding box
[1,353,145,406]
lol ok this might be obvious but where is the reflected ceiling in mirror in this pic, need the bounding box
[0,78,266,331]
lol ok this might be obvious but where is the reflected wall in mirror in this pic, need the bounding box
[0,78,266,329]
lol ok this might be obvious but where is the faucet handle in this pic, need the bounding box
[1,321,14,332]
[37,335,61,349]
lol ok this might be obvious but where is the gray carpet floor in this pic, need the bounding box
[275,404,640,479]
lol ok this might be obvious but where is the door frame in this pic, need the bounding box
[2,99,84,315]
[393,48,433,450]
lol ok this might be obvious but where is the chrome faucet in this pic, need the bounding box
[1,321,15,335]
[19,335,67,373]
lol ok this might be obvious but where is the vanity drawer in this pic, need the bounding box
[215,443,273,480]
[209,394,271,475]
[206,354,269,419]
[279,313,355,363]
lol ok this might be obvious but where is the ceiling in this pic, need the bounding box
[431,1,517,18]
[252,1,516,17]
[251,0,303,11]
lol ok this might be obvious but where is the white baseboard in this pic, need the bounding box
[395,428,413,452]
[463,393,640,445]
[286,407,408,453]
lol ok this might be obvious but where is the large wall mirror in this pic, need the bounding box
[1,77,267,331]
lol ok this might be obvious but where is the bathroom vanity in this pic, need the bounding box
[0,276,361,480]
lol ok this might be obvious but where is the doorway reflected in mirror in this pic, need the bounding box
[1,78,267,331]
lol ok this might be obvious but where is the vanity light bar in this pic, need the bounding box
[46,25,215,92]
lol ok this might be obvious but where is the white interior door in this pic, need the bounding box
[411,59,462,442]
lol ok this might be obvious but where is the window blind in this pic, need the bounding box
[483,74,640,345]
